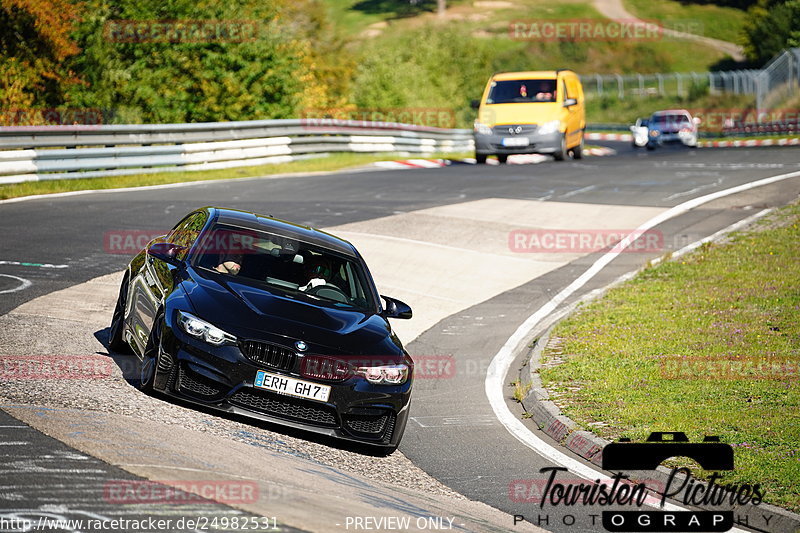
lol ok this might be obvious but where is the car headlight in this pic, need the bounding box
[177,311,236,346]
[537,120,561,135]
[355,363,409,385]
[473,122,493,135]
[650,129,660,137]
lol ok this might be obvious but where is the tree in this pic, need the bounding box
[0,0,83,114]
[64,0,322,123]
[743,0,800,64]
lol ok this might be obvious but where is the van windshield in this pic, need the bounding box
[486,79,557,104]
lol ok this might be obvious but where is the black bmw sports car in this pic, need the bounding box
[109,207,414,451]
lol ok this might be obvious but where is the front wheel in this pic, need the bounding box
[109,276,131,353]
[138,313,162,393]
[572,133,584,160]
[553,134,567,161]
[497,154,508,164]
[475,154,487,164]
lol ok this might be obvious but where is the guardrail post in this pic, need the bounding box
[616,74,624,99]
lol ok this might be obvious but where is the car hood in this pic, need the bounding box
[180,269,400,355]
[478,102,563,127]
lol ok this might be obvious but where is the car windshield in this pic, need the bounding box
[193,224,376,312]
[652,114,691,128]
[486,79,557,104]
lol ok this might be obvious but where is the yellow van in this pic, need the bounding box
[472,70,585,163]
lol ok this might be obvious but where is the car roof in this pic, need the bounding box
[492,70,573,81]
[652,109,691,116]
[205,207,358,257]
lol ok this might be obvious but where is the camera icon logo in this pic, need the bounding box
[602,432,734,471]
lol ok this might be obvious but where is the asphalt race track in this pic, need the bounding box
[2,143,800,533]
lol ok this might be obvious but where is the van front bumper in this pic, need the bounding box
[474,131,562,155]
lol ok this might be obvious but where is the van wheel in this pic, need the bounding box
[497,154,508,164]
[553,134,567,161]
[572,133,584,160]
[475,154,487,164]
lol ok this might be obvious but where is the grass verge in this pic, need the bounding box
[622,0,747,45]
[540,201,800,511]
[0,152,471,201]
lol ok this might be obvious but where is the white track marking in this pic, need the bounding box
[0,260,68,269]
[663,177,724,201]
[0,274,32,294]
[486,169,800,528]
[559,185,597,199]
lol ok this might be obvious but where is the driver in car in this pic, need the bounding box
[215,252,243,275]
[300,257,334,291]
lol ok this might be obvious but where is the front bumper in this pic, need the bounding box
[648,131,698,147]
[474,130,562,155]
[152,326,412,448]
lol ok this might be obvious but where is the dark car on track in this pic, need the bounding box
[109,207,414,451]
[646,109,700,150]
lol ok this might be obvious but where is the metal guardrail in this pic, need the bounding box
[0,119,474,185]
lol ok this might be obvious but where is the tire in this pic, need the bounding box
[475,154,487,164]
[553,134,567,161]
[109,276,132,353]
[646,143,656,151]
[138,313,162,393]
[572,132,584,160]
[497,154,508,164]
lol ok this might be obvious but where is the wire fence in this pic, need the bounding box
[584,70,760,100]
[756,48,800,112]
[584,48,799,107]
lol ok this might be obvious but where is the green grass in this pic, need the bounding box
[0,151,470,201]
[331,0,728,74]
[540,202,800,511]
[623,0,747,45]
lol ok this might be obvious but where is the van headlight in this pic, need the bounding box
[177,311,236,346]
[473,122,493,135]
[537,120,561,135]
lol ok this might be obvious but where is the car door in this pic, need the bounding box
[563,75,582,148]
[129,211,208,354]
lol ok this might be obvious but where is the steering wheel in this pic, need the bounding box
[305,283,349,303]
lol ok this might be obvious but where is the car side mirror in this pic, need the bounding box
[147,242,186,265]
[563,98,578,107]
[380,295,412,319]
[470,99,481,110]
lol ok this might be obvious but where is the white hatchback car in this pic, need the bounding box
[630,117,650,147]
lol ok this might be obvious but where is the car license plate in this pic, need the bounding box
[502,137,529,147]
[254,370,331,402]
